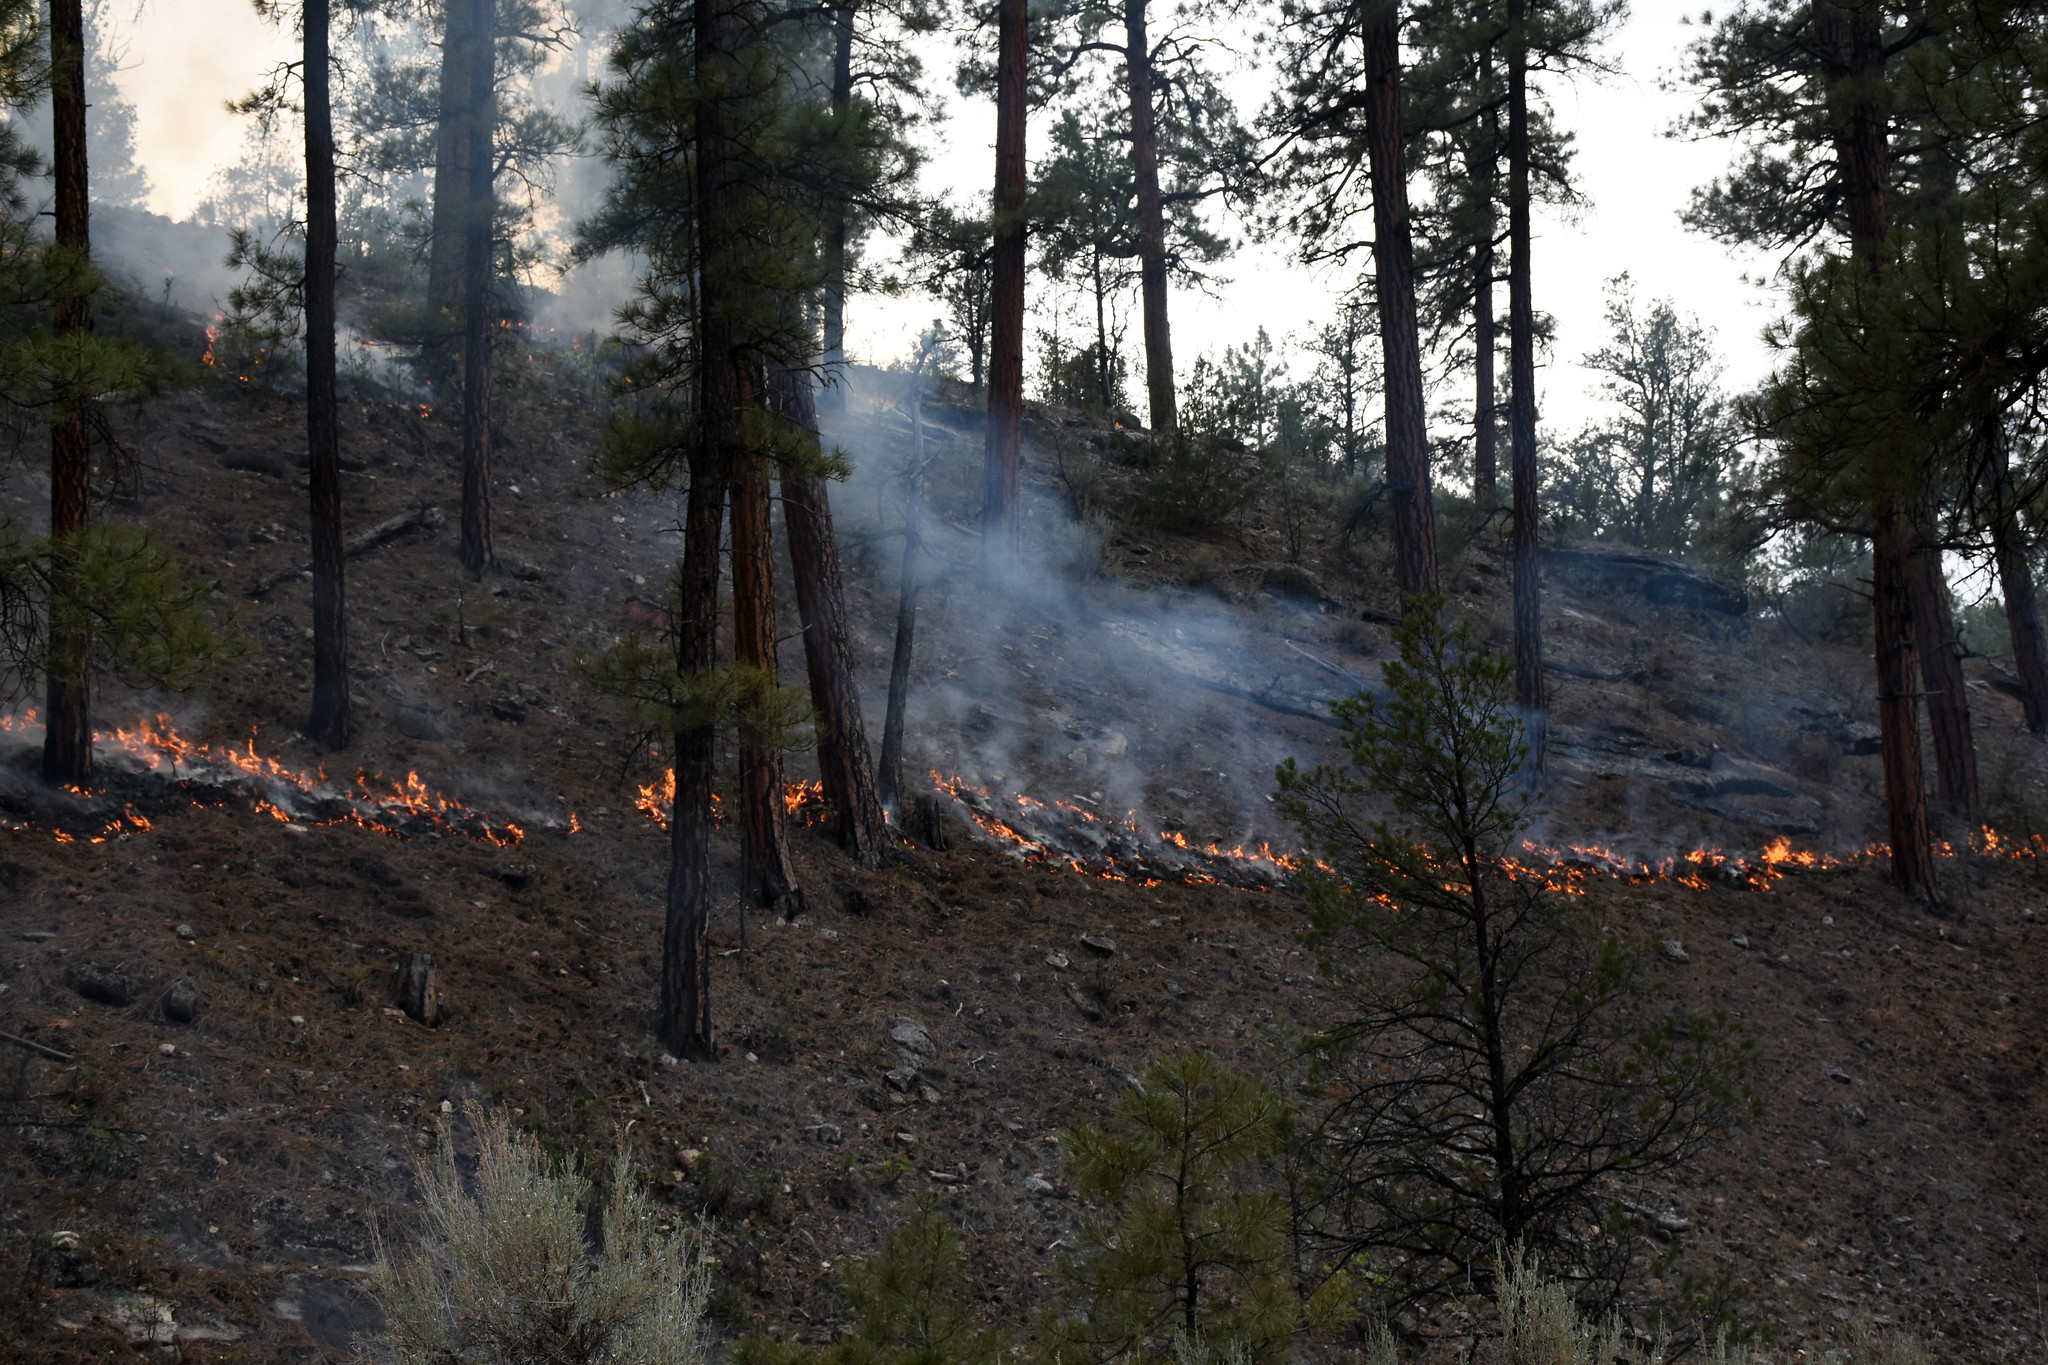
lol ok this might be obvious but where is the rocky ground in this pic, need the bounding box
[0,356,2043,1362]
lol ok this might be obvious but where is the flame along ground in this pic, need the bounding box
[5,708,2039,892]
[0,710,542,846]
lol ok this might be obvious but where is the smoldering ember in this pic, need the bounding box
[1,2,2045,1363]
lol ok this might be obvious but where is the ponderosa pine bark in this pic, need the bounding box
[1813,0,1936,898]
[983,0,1027,564]
[731,440,802,921]
[1989,427,2048,736]
[1469,40,1499,509]
[457,0,497,574]
[878,374,927,812]
[1506,0,1543,733]
[1125,0,1174,433]
[774,368,888,867]
[819,0,856,417]
[1874,497,1937,898]
[427,0,479,378]
[663,0,741,1060]
[1908,511,1978,817]
[1362,0,1438,601]
[42,0,91,788]
[305,0,353,750]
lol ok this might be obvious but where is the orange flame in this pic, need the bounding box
[0,710,555,847]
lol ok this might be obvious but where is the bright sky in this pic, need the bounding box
[108,1,1781,435]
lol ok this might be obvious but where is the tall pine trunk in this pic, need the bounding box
[819,0,856,416]
[1814,0,1936,899]
[1506,0,1543,740]
[1874,498,1937,900]
[305,0,352,750]
[1361,0,1437,601]
[426,0,478,380]
[42,0,91,788]
[1909,510,1977,818]
[663,0,743,1060]
[1125,0,1174,433]
[878,375,926,811]
[774,368,888,867]
[457,0,496,574]
[983,0,1027,566]
[1989,427,2048,736]
[1470,38,1498,509]
[731,439,802,922]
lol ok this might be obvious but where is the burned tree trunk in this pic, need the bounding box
[1908,514,1977,818]
[1506,0,1543,741]
[1362,0,1437,602]
[818,0,856,416]
[42,0,92,789]
[878,380,927,812]
[1125,0,1174,433]
[1873,499,1938,905]
[457,0,497,575]
[983,0,1027,566]
[305,0,353,750]
[774,368,888,868]
[427,0,480,379]
[731,439,802,922]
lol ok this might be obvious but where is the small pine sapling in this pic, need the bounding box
[1276,598,1754,1308]
[1038,1052,1351,1365]
[736,1200,1005,1365]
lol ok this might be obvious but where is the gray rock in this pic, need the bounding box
[1079,934,1118,957]
[1164,981,1188,999]
[174,924,195,941]
[1023,1175,1055,1195]
[394,708,444,742]
[919,1083,942,1105]
[1063,981,1104,1021]
[1045,952,1070,970]
[888,1018,936,1070]
[1660,938,1689,963]
[810,1123,844,1145]
[884,1066,918,1093]
[1822,1063,1855,1084]
[66,963,137,1007]
[162,981,199,1025]
[250,977,274,996]
[1730,934,1749,950]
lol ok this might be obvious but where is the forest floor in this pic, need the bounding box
[0,361,2044,1362]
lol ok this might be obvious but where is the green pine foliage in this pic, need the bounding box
[1276,599,1754,1307]
[735,1202,1006,1365]
[1037,1052,1349,1365]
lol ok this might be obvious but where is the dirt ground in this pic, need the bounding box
[0,361,2045,1362]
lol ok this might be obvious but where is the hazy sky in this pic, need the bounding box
[106,1,1780,435]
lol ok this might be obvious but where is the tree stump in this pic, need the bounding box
[396,952,440,1026]
[904,793,951,851]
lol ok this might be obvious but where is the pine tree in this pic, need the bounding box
[983,0,1028,568]
[305,0,353,749]
[42,0,91,785]
[1681,0,1968,896]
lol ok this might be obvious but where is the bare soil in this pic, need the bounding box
[0,365,2043,1362]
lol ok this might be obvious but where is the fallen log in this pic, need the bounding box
[247,505,445,597]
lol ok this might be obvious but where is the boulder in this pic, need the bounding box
[66,963,137,1007]
[1547,542,1747,616]
[161,981,199,1024]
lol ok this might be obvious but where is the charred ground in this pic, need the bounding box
[0,361,2045,1362]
